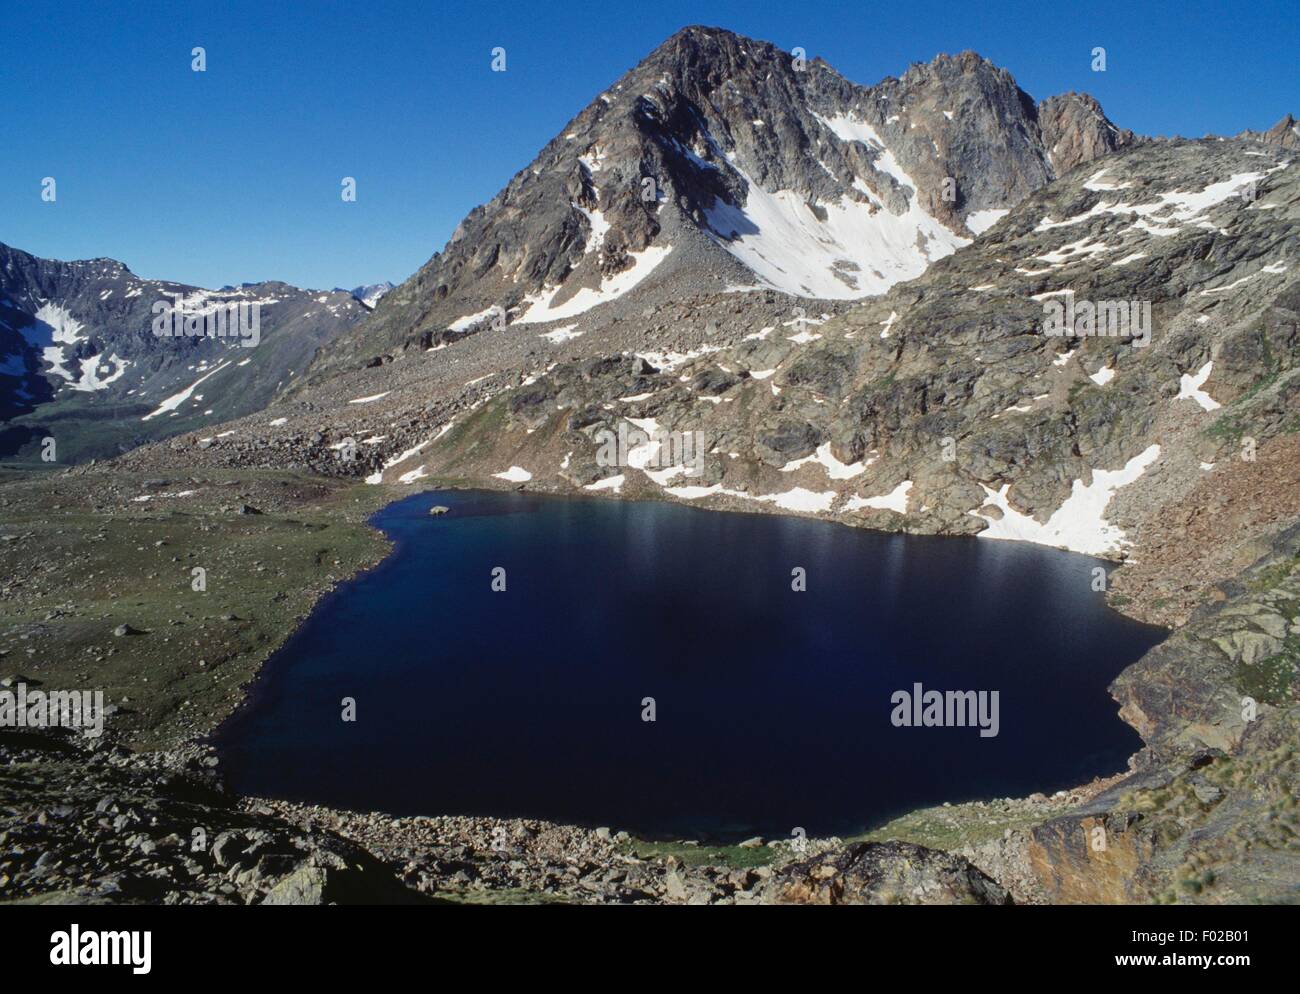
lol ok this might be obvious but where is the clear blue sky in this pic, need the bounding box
[3,0,1296,290]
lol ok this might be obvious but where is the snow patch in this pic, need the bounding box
[704,144,968,299]
[1090,365,1116,386]
[67,353,129,392]
[1177,361,1221,411]
[760,488,837,513]
[131,490,197,502]
[516,245,673,324]
[634,345,722,372]
[398,466,428,484]
[970,445,1161,555]
[584,474,625,492]
[447,306,500,333]
[1082,168,1130,192]
[493,466,532,482]
[780,442,870,479]
[879,310,898,339]
[966,209,1009,235]
[142,362,233,421]
[540,324,583,344]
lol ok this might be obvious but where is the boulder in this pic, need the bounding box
[261,854,430,906]
[764,841,1011,905]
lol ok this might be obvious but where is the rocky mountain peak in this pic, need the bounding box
[899,49,1017,86]
[1038,91,1141,173]
[1235,112,1300,150]
[326,28,1134,366]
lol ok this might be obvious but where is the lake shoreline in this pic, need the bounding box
[6,465,1293,903]
[210,480,1163,844]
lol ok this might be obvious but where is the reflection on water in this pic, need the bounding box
[216,490,1165,841]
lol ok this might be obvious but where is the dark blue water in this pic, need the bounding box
[215,490,1164,840]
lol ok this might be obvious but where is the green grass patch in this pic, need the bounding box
[617,838,777,869]
[0,470,394,749]
[1246,556,1300,593]
[1238,635,1300,705]
[853,798,1070,851]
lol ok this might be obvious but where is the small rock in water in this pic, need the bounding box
[428,505,451,516]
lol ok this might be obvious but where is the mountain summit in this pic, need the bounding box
[343,26,1135,359]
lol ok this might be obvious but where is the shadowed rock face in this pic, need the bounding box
[0,732,432,905]
[326,26,1131,365]
[766,841,1012,905]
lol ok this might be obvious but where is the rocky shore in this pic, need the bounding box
[2,726,1021,905]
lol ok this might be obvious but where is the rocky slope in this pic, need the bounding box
[0,731,430,904]
[0,243,369,465]
[162,136,1295,571]
[0,726,1010,905]
[315,26,1133,369]
[1029,522,1300,904]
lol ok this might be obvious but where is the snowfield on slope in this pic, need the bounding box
[515,245,673,324]
[141,362,233,421]
[704,136,968,299]
[23,302,133,391]
[970,445,1162,556]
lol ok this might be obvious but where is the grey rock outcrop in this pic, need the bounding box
[765,840,1012,904]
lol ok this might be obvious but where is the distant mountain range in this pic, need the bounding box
[0,244,382,463]
[341,282,396,310]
